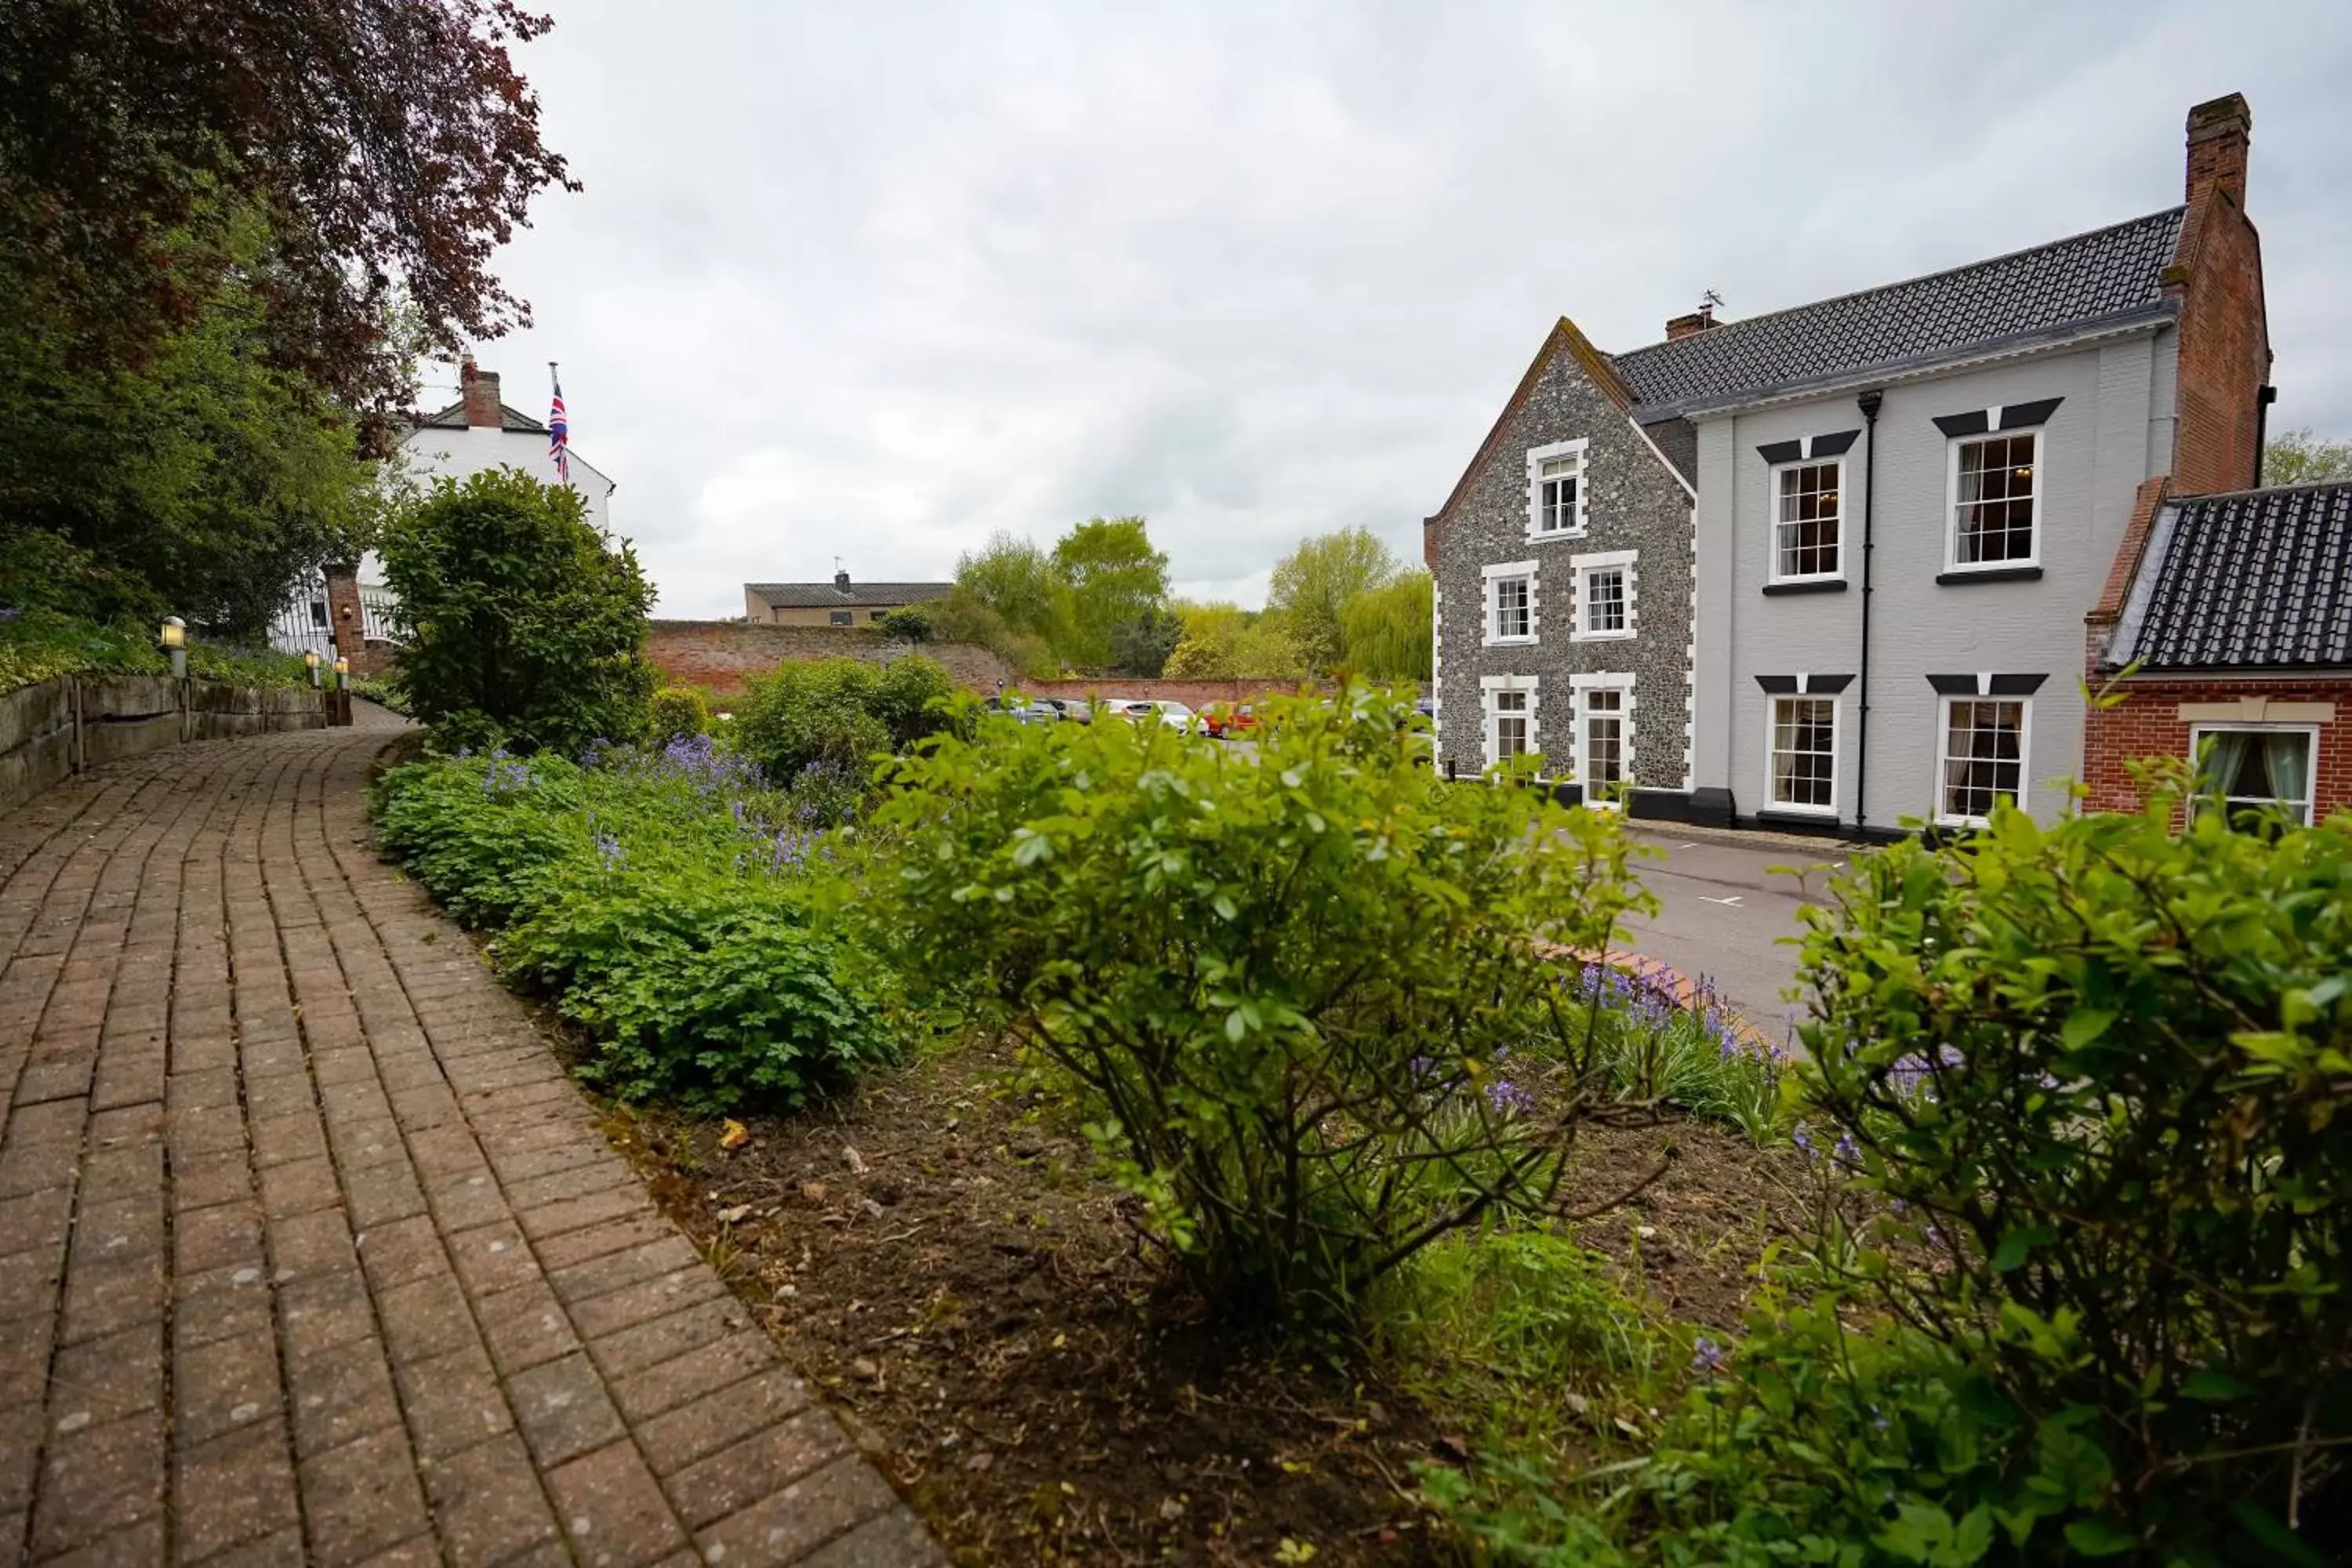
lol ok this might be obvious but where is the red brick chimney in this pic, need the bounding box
[1665,305,1719,342]
[2184,93,2251,209]
[459,356,503,428]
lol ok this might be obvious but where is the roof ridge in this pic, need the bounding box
[2169,477,2352,504]
[1610,205,2187,366]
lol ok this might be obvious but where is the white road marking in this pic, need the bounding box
[1699,894,1744,906]
[1677,841,1699,848]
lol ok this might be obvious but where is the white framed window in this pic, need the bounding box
[1947,430,2041,570]
[2190,725,2318,828]
[1480,675,1538,770]
[1767,695,1838,814]
[1526,439,1588,540]
[1569,673,1635,806]
[1483,559,1537,646]
[1570,549,1636,641]
[1936,696,2031,826]
[1771,458,1843,582]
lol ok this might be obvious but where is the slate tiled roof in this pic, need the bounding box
[746,581,953,609]
[1608,208,2187,415]
[2119,483,2352,670]
[414,400,549,434]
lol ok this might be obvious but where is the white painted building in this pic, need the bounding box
[270,358,618,662]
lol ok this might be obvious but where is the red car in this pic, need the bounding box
[1201,703,1259,739]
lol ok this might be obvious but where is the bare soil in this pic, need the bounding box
[604,1047,1805,1566]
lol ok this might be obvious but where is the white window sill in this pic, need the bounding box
[1934,814,1991,829]
[1483,634,1538,648]
[1764,801,1838,818]
[1570,630,1635,643]
[1526,528,1588,543]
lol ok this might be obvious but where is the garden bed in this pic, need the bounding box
[601,1043,1802,1566]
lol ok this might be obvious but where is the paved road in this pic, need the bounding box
[0,725,938,1566]
[1617,827,1857,1038]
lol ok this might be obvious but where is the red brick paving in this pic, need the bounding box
[0,727,941,1566]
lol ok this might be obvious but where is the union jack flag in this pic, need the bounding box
[548,365,571,485]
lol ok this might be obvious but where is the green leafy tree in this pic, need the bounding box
[1164,601,1305,680]
[873,604,931,641]
[1268,527,1399,674]
[0,208,378,636]
[1338,570,1432,682]
[380,466,656,753]
[1050,515,1170,673]
[2263,428,2352,486]
[0,0,574,424]
[949,532,1075,670]
[1108,604,1181,678]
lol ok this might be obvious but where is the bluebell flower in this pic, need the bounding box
[593,830,624,867]
[1485,1079,1534,1116]
[1690,1336,1726,1374]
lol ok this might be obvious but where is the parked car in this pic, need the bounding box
[1202,702,1259,739]
[1149,700,1201,735]
[1105,699,1199,735]
[1042,698,1092,724]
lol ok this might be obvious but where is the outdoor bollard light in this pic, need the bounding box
[303,650,321,687]
[332,656,350,691]
[159,615,187,680]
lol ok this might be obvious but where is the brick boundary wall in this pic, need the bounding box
[0,674,329,817]
[2081,673,2352,819]
[644,620,1015,697]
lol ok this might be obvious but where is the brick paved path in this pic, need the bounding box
[0,726,942,1566]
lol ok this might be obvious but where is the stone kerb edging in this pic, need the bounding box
[0,673,329,818]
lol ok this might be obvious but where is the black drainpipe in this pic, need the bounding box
[1854,389,1883,834]
[2255,384,2278,485]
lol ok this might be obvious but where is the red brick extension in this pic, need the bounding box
[0,725,940,1566]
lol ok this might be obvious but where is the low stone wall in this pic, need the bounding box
[1025,677,1332,710]
[646,620,1014,697]
[0,675,328,818]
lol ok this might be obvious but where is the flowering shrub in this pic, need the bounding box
[868,684,1657,1326]
[372,742,890,1111]
[1569,964,1788,1143]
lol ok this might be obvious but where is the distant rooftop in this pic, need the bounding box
[1610,207,2188,415]
[746,579,952,609]
[414,401,549,434]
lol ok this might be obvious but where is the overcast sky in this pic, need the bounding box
[441,0,2352,617]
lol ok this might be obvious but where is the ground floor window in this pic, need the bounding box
[1769,695,1837,812]
[2192,725,2316,827]
[1937,697,2029,825]
[1480,677,1537,770]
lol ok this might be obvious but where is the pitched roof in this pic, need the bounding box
[414,401,549,434]
[746,581,953,609]
[2113,482,2352,670]
[1608,208,2188,416]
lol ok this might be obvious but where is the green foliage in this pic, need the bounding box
[1163,600,1307,680]
[649,685,710,742]
[1267,526,1400,674]
[0,528,164,626]
[2263,429,2352,486]
[0,208,379,637]
[379,466,658,755]
[1570,964,1789,1145]
[732,655,956,786]
[1338,570,1433,682]
[866,684,1657,1326]
[1051,515,1171,673]
[874,604,932,641]
[1775,778,2352,1555]
[0,606,308,695]
[348,675,412,717]
[371,744,892,1112]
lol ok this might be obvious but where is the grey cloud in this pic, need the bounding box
[464,0,2352,618]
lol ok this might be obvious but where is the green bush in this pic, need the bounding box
[874,604,931,641]
[379,466,658,755]
[732,654,955,783]
[1770,777,2352,1558]
[371,743,891,1111]
[0,604,310,695]
[649,685,710,742]
[866,684,1655,1326]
